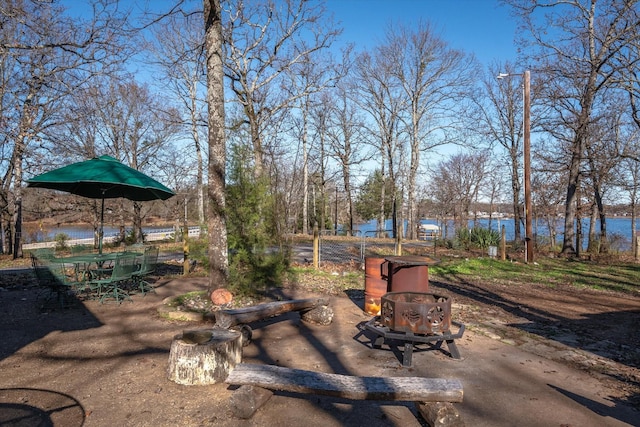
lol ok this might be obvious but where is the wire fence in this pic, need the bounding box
[314,230,437,267]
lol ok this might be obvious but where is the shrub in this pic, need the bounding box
[187,237,209,270]
[228,247,291,297]
[470,226,500,249]
[54,233,70,251]
[455,226,500,250]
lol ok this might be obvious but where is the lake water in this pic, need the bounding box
[28,217,640,251]
[354,217,639,251]
[24,225,178,243]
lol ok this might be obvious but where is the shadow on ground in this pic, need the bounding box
[0,272,103,361]
[0,388,85,427]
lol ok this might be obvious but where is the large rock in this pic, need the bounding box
[211,288,233,305]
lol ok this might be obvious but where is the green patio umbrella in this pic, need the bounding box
[27,155,175,253]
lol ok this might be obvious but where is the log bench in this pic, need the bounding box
[225,363,464,426]
[214,297,331,328]
[226,363,463,402]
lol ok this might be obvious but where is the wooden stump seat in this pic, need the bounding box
[167,328,242,385]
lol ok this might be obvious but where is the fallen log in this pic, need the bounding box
[226,363,463,402]
[214,298,330,329]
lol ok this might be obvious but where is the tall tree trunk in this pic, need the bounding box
[11,150,23,258]
[302,106,309,235]
[11,91,37,259]
[574,185,582,257]
[587,202,598,253]
[407,114,419,240]
[342,166,353,237]
[561,136,583,255]
[595,190,607,254]
[632,188,638,259]
[378,152,386,238]
[191,117,205,226]
[133,202,143,244]
[205,0,228,289]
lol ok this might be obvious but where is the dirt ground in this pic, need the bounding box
[0,265,639,427]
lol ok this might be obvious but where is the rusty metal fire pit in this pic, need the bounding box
[364,291,464,367]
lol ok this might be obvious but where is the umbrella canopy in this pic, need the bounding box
[27,155,175,201]
[27,155,175,252]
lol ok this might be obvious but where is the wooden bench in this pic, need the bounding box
[226,363,465,425]
[225,363,463,402]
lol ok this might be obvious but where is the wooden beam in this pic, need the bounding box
[226,363,463,402]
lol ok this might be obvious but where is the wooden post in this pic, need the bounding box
[395,225,402,256]
[313,222,319,269]
[183,237,190,276]
[501,225,506,261]
[167,328,242,385]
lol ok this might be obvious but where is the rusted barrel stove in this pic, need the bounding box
[383,255,439,293]
[364,257,387,315]
[364,291,465,367]
[381,291,451,335]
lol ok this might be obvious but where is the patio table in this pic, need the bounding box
[52,251,142,282]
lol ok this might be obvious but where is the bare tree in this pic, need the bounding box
[0,0,131,257]
[582,100,629,253]
[507,0,640,255]
[354,50,406,237]
[54,78,180,244]
[473,61,528,244]
[146,12,208,227]
[530,168,564,250]
[615,153,640,256]
[380,21,475,239]
[324,82,373,235]
[429,151,489,233]
[222,0,340,179]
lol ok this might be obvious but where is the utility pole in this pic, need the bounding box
[523,70,533,263]
[497,70,534,263]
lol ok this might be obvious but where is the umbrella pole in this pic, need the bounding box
[99,197,105,254]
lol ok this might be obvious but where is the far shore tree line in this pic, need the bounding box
[3,1,640,290]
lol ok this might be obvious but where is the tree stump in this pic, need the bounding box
[167,328,242,385]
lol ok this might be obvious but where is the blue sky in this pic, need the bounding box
[67,0,517,67]
[327,0,518,67]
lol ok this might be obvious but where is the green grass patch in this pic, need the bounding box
[432,256,640,293]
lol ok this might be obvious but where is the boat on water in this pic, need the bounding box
[418,223,440,240]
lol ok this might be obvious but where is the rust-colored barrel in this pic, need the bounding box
[386,256,432,293]
[364,257,388,315]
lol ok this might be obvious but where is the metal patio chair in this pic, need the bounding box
[89,253,138,304]
[131,246,159,295]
